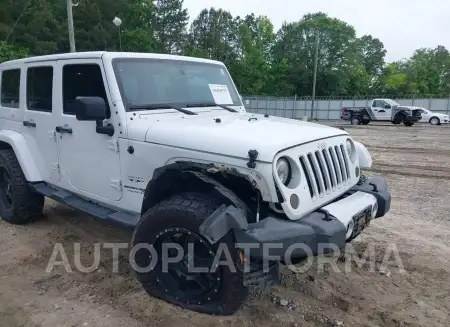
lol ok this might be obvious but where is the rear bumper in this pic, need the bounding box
[201,176,390,263]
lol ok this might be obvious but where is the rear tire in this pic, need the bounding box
[0,149,44,225]
[350,117,361,125]
[131,192,248,315]
[404,121,414,127]
[361,120,370,125]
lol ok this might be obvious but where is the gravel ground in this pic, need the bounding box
[1,123,449,327]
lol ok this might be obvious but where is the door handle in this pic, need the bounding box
[23,121,36,127]
[55,126,73,134]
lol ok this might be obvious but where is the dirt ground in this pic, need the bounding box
[1,123,450,327]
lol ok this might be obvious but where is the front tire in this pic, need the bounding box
[0,149,44,225]
[429,117,440,125]
[131,192,248,315]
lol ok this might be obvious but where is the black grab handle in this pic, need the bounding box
[23,121,36,127]
[55,126,73,134]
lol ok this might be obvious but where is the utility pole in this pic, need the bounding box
[310,30,320,119]
[67,0,76,52]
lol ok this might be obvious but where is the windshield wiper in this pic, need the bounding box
[129,103,197,115]
[185,102,238,113]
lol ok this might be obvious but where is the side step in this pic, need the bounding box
[29,182,140,229]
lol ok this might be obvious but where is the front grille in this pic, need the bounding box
[300,144,351,199]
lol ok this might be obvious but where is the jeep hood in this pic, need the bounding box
[128,113,347,162]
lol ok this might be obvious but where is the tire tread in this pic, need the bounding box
[0,149,44,224]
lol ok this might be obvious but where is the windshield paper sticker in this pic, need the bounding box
[209,84,233,105]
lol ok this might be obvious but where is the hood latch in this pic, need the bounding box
[247,149,259,168]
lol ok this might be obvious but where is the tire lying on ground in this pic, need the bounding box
[0,149,44,224]
[131,192,248,315]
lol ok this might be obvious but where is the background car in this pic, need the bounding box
[416,108,449,125]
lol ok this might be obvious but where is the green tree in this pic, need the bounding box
[272,12,366,96]
[153,0,189,54]
[376,62,418,95]
[356,35,387,76]
[401,46,450,96]
[185,8,240,66]
[231,15,275,94]
[0,42,29,63]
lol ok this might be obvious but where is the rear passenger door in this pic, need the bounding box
[23,62,60,183]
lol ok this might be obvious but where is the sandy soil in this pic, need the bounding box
[1,123,450,327]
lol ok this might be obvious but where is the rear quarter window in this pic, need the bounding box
[1,69,21,108]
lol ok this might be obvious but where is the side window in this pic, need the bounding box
[377,101,389,109]
[1,69,21,108]
[372,100,380,107]
[63,64,109,117]
[27,66,53,112]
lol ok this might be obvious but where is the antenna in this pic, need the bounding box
[112,15,123,53]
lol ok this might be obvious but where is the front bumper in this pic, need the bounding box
[201,175,390,263]
[405,115,421,122]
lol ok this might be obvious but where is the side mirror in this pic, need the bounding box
[384,104,391,109]
[67,96,107,121]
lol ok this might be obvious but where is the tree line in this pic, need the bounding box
[1,0,449,97]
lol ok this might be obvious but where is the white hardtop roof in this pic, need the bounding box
[0,51,225,67]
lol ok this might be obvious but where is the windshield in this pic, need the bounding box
[113,58,242,110]
[385,99,400,106]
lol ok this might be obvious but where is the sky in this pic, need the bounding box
[183,0,449,62]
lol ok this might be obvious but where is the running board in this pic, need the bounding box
[29,182,140,229]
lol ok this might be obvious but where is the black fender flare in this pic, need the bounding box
[141,161,248,216]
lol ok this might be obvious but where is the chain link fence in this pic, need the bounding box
[242,95,450,120]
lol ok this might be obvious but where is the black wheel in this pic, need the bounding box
[393,114,405,125]
[350,116,361,125]
[131,192,248,315]
[361,120,370,125]
[429,117,440,125]
[0,149,44,224]
[404,121,414,127]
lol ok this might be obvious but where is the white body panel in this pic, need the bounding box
[415,108,449,124]
[0,51,376,222]
[53,59,122,201]
[371,99,392,120]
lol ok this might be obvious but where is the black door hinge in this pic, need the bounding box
[247,149,259,168]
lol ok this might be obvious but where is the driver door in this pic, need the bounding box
[372,100,391,120]
[54,59,122,201]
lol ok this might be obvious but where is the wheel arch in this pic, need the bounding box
[393,111,406,122]
[140,162,253,217]
[0,130,42,182]
[429,116,440,124]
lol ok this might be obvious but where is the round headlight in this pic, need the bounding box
[276,158,291,185]
[346,139,356,163]
[345,139,353,157]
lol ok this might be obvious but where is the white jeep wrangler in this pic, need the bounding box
[0,52,391,315]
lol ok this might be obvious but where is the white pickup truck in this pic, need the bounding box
[341,98,422,126]
[0,52,391,315]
